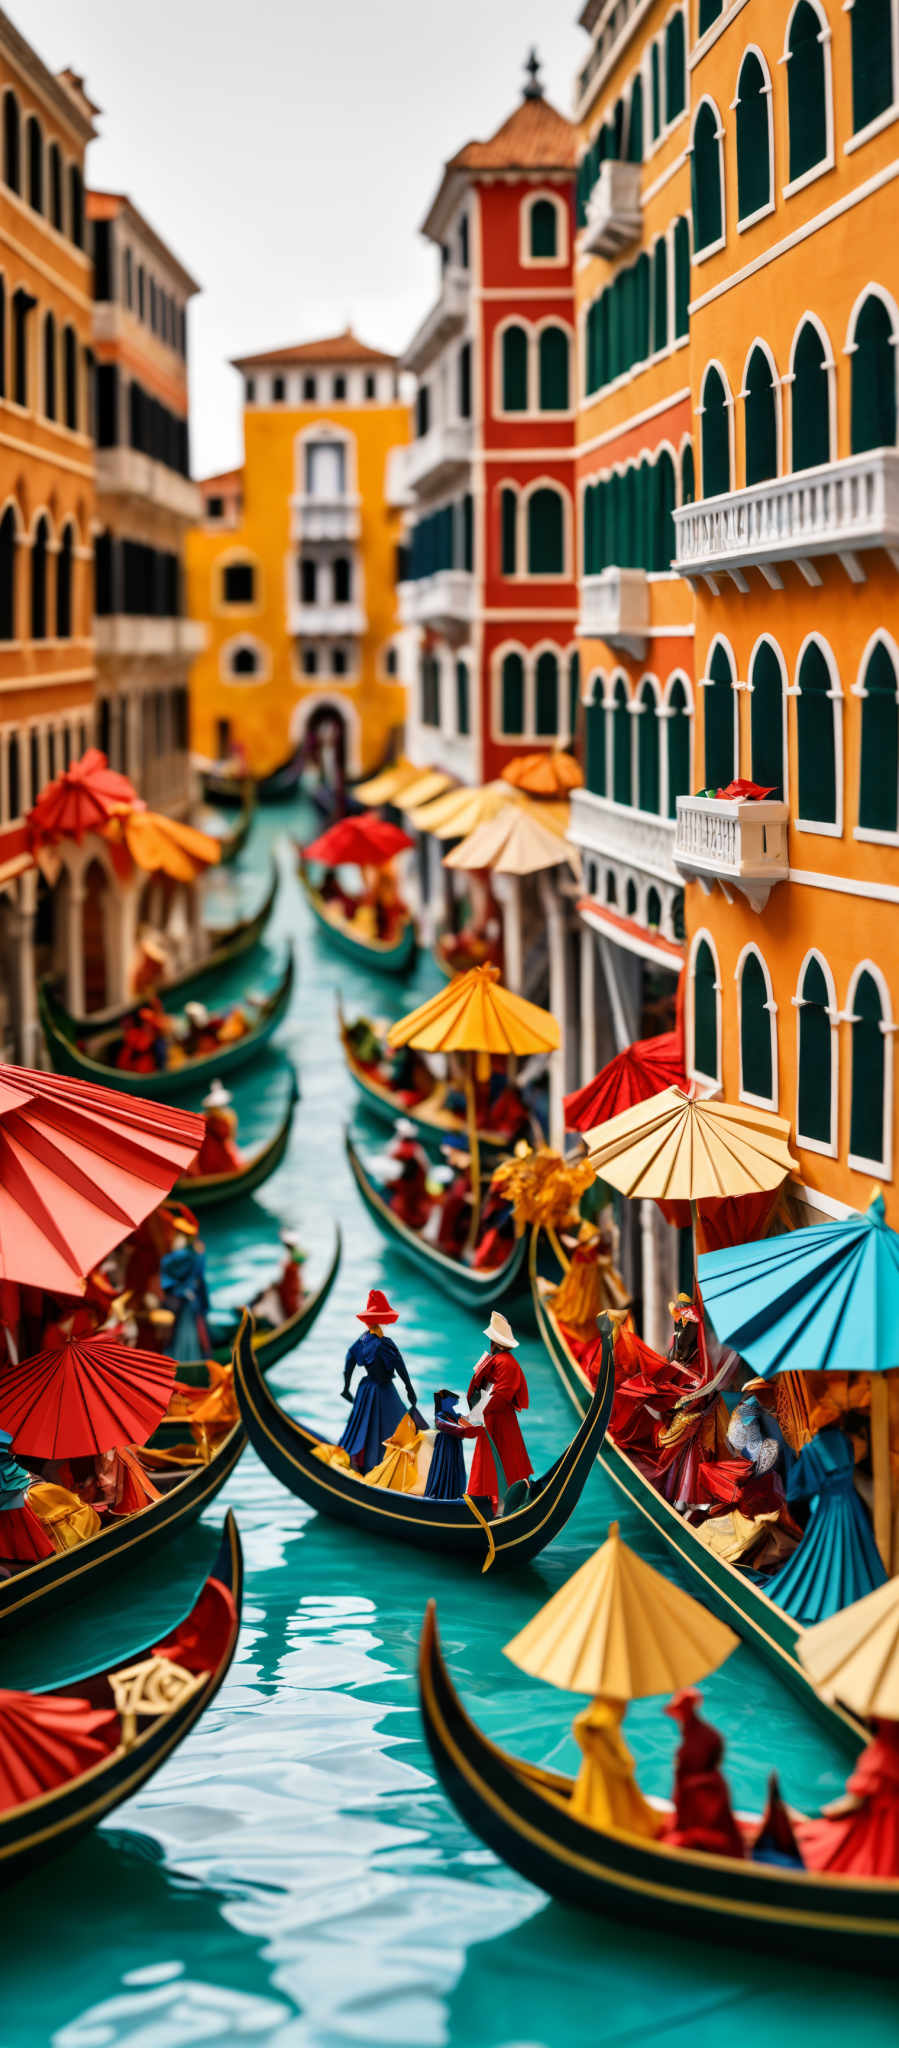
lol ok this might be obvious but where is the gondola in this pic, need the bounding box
[208,782,256,861]
[418,1603,899,1970]
[200,1221,342,1374]
[529,1230,865,1749]
[233,1313,614,1570]
[339,1005,534,1155]
[297,855,418,974]
[201,748,303,807]
[346,1131,527,1307]
[0,1513,243,1889]
[38,947,295,1099]
[175,1074,300,1211]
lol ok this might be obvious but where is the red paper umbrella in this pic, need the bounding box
[714,778,776,801]
[303,811,414,868]
[0,1690,119,1812]
[0,1065,203,1294]
[28,748,138,848]
[564,1031,689,1133]
[0,1334,175,1457]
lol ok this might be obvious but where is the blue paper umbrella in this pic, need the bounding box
[698,1191,899,1379]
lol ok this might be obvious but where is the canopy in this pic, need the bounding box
[798,1574,899,1718]
[502,751,583,797]
[28,749,137,849]
[0,1333,175,1457]
[584,1086,797,1206]
[0,1066,203,1294]
[0,1691,119,1813]
[408,781,523,839]
[303,812,414,868]
[443,804,578,879]
[504,1520,738,1698]
[398,769,454,811]
[353,758,421,806]
[387,962,559,1059]
[565,1032,688,1134]
[698,1191,899,1378]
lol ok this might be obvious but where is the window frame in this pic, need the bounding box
[220,634,270,684]
[846,958,894,1177]
[735,942,779,1109]
[785,312,836,472]
[740,336,782,485]
[217,551,262,614]
[791,631,843,837]
[491,639,572,745]
[688,928,722,1089]
[748,633,789,802]
[519,189,569,269]
[732,45,776,232]
[844,284,899,455]
[781,0,836,199]
[852,627,899,843]
[689,95,727,264]
[793,947,839,1156]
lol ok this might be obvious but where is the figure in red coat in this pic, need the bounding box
[465,1311,532,1514]
[386,1118,431,1231]
[662,1687,745,1858]
[191,1080,242,1177]
[799,1720,899,1878]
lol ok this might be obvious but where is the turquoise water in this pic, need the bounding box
[4,803,893,2045]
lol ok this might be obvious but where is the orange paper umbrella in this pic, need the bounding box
[28,749,137,847]
[0,1333,175,1457]
[110,810,221,882]
[303,812,414,867]
[0,1065,203,1294]
[502,751,583,798]
[0,1691,119,1813]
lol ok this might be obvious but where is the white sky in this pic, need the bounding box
[24,0,584,478]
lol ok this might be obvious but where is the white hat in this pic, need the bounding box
[483,1310,518,1349]
[280,1228,305,1250]
[430,1165,454,1187]
[394,1116,419,1140]
[245,989,268,1008]
[202,1079,232,1111]
[185,1001,209,1026]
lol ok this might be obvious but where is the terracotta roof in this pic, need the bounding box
[200,469,243,491]
[448,94,577,174]
[231,327,397,371]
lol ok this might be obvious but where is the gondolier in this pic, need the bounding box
[340,1289,421,1474]
[466,1311,532,1514]
[191,1080,242,1177]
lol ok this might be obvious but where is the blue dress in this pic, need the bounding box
[764,1426,887,1625]
[339,1331,416,1473]
[160,1245,211,1361]
[424,1393,467,1501]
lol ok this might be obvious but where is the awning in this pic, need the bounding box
[577,896,684,972]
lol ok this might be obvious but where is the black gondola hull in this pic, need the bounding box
[346,1131,527,1307]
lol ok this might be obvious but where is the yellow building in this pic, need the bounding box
[187,329,410,782]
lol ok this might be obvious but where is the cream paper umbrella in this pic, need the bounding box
[397,769,455,812]
[798,1576,899,1718]
[443,803,580,879]
[504,1520,738,1698]
[353,758,421,806]
[408,780,524,839]
[583,1086,797,1207]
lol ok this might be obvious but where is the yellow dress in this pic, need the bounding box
[569,1697,662,1839]
[550,1231,630,1335]
[365,1412,434,1494]
[26,1482,101,1551]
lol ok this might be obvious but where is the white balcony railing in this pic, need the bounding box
[94,617,205,659]
[287,600,366,637]
[674,795,790,911]
[399,569,474,633]
[568,788,679,883]
[582,161,642,257]
[673,449,899,586]
[290,493,361,544]
[402,267,470,375]
[401,419,474,497]
[95,448,201,522]
[578,567,648,655]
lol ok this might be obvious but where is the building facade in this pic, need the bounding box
[187,331,409,783]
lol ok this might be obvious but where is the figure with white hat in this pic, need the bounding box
[253,1230,309,1328]
[191,1079,242,1178]
[183,1000,216,1058]
[385,1117,431,1231]
[339,1288,422,1474]
[465,1311,532,1515]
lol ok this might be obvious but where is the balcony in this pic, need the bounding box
[402,267,470,375]
[582,161,642,258]
[290,493,361,544]
[674,795,790,911]
[401,420,474,498]
[579,567,648,657]
[287,599,366,637]
[569,787,678,883]
[95,448,201,522]
[94,617,206,659]
[399,570,474,635]
[673,450,899,590]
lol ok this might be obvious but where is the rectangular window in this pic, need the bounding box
[305,441,346,496]
[364,372,376,399]
[123,246,133,309]
[332,646,348,675]
[223,561,255,604]
[458,341,472,420]
[302,647,318,675]
[272,374,286,402]
[303,374,317,400]
[246,377,256,403]
[501,488,517,575]
[455,660,470,735]
[96,362,119,448]
[206,495,224,520]
[93,219,113,302]
[333,374,347,400]
[416,386,430,438]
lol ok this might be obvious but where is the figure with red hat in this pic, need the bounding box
[662,1687,745,1859]
[385,1119,431,1231]
[465,1312,532,1514]
[339,1289,421,1474]
[116,999,169,1073]
[190,1080,242,1178]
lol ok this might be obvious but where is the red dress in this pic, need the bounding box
[278,1258,304,1317]
[387,1140,431,1230]
[193,1111,241,1177]
[799,1722,899,1877]
[663,1699,745,1858]
[466,1349,532,1512]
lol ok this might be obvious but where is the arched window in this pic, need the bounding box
[749,640,785,797]
[26,115,42,212]
[693,938,720,1082]
[583,482,596,576]
[94,530,113,615]
[652,237,668,353]
[796,640,838,825]
[529,197,558,260]
[501,652,524,735]
[666,677,691,816]
[501,324,528,411]
[538,326,569,409]
[628,75,644,161]
[647,886,662,927]
[652,449,677,570]
[501,486,517,575]
[673,217,690,339]
[455,659,470,736]
[851,0,894,131]
[30,515,48,640]
[568,650,580,743]
[0,506,15,640]
[858,639,899,833]
[699,0,723,29]
[68,163,84,248]
[612,678,632,804]
[850,970,888,1167]
[42,312,56,421]
[3,91,19,194]
[637,679,660,811]
[665,11,687,119]
[63,325,78,430]
[740,951,774,1102]
[625,878,639,916]
[790,321,830,470]
[527,488,565,574]
[787,1,829,181]
[797,956,834,1146]
[736,52,772,221]
[55,523,73,637]
[651,41,662,140]
[691,101,723,254]
[681,440,695,504]
[535,650,559,736]
[701,365,730,496]
[586,682,606,795]
[704,640,735,789]
[850,295,897,453]
[744,345,778,484]
[48,142,62,229]
[232,644,260,676]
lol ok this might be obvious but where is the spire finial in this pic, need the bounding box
[523,48,544,100]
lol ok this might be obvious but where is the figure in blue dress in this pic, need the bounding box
[424,1390,468,1501]
[764,1425,887,1625]
[340,1289,420,1473]
[160,1220,211,1361]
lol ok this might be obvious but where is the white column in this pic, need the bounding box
[596,934,631,1052]
[539,876,567,1150]
[641,1199,661,1353]
[502,874,523,993]
[579,923,596,1083]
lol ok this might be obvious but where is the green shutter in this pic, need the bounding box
[613,681,631,803]
[530,198,557,259]
[791,322,831,469]
[788,2,829,180]
[701,367,730,496]
[462,493,473,572]
[851,0,894,131]
[501,487,517,574]
[704,641,735,788]
[692,102,722,252]
[586,693,606,794]
[458,341,472,420]
[628,74,644,161]
[798,957,832,1144]
[651,43,662,140]
[749,640,784,796]
[637,681,660,811]
[538,326,569,409]
[745,346,778,484]
[667,678,690,815]
[796,642,837,823]
[501,653,524,734]
[502,325,528,410]
[681,441,695,504]
[455,659,470,736]
[639,457,653,570]
[693,940,719,1080]
[647,886,662,928]
[568,652,580,741]
[653,451,676,570]
[850,971,886,1162]
[851,295,897,453]
[527,489,564,574]
[583,484,595,575]
[635,253,650,361]
[652,237,668,353]
[740,951,773,1100]
[665,11,686,120]
[673,217,690,338]
[858,640,898,831]
[535,651,559,736]
[736,53,771,220]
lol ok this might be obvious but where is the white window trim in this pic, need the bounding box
[519,189,569,270]
[779,3,836,196]
[735,942,779,1109]
[220,634,271,685]
[845,958,895,1179]
[507,476,573,584]
[493,316,573,421]
[491,638,572,746]
[687,925,723,1088]
[793,947,839,1155]
[747,633,789,803]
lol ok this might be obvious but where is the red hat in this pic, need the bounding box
[357,1287,398,1327]
[664,1686,702,1718]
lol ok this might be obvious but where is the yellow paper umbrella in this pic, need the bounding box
[388,962,559,1244]
[353,757,421,806]
[583,1085,797,1206]
[798,1576,899,1718]
[502,750,584,797]
[408,780,522,839]
[504,1520,738,1699]
[398,769,455,812]
[443,804,579,879]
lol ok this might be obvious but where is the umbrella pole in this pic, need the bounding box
[870,1371,894,1574]
[463,1058,483,1256]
